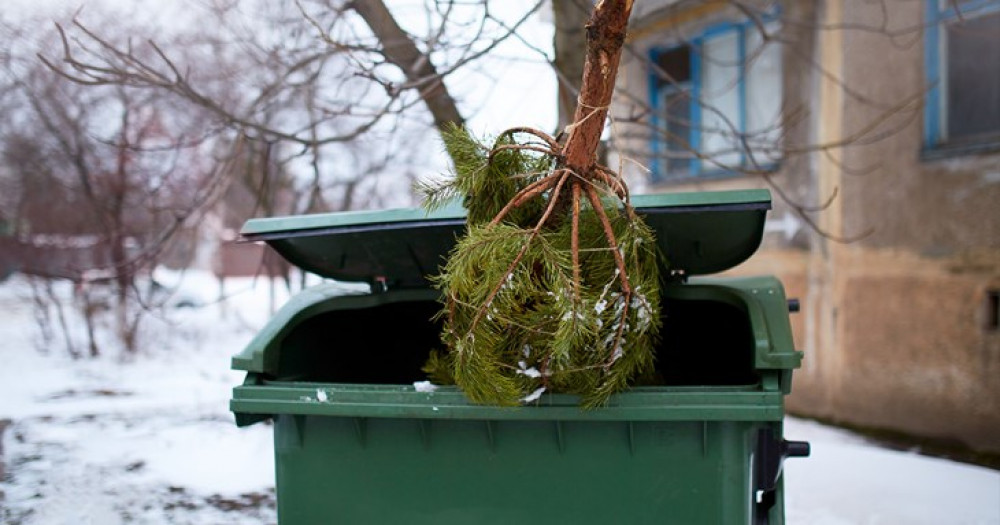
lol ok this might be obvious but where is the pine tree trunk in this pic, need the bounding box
[561,0,633,174]
[425,0,654,408]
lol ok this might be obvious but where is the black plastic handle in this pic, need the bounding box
[754,431,811,524]
[783,440,811,458]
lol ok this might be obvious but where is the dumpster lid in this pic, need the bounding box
[240,189,771,287]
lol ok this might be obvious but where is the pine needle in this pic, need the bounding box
[422,126,664,407]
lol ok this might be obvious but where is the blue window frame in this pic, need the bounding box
[648,16,782,182]
[924,0,1000,152]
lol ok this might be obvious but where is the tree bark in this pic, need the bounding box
[352,0,465,132]
[561,0,632,174]
[0,418,11,482]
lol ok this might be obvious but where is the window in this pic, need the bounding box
[924,1,1000,152]
[987,290,1000,332]
[648,19,782,181]
[651,46,693,177]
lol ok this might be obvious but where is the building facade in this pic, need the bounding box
[613,0,1000,455]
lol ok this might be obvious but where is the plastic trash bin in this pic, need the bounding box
[230,189,810,524]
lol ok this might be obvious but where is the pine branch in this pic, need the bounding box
[422,0,662,408]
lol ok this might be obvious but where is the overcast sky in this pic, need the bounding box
[4,0,558,134]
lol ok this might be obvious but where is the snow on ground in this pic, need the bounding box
[784,418,999,524]
[0,271,333,524]
[0,271,998,524]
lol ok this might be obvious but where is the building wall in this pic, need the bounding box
[621,0,1000,454]
[812,0,1000,453]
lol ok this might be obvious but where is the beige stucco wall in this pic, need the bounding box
[619,0,1000,454]
[810,0,1000,453]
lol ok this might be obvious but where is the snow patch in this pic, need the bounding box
[594,299,608,314]
[413,380,438,393]
[522,386,546,403]
[610,344,624,364]
[518,367,542,378]
[561,310,585,322]
[517,360,545,378]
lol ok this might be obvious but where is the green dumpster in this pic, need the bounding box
[230,189,809,525]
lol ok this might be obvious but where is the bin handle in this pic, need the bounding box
[754,428,810,524]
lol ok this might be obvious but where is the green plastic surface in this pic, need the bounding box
[228,282,799,523]
[232,381,785,422]
[231,277,800,380]
[675,276,802,375]
[229,189,804,524]
[267,415,785,524]
[230,283,431,374]
[239,189,771,286]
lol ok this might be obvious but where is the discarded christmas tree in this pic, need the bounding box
[421,0,662,408]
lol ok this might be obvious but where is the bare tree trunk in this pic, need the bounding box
[28,277,55,350]
[111,234,137,353]
[111,131,136,353]
[77,286,100,358]
[50,282,79,359]
[561,0,632,173]
[0,418,11,484]
[351,0,465,132]
[32,277,80,358]
[552,0,590,131]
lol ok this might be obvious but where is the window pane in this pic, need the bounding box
[745,22,783,165]
[654,45,694,178]
[700,30,742,170]
[945,11,1000,142]
[655,45,692,87]
[660,88,692,177]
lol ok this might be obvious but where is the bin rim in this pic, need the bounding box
[230,276,802,378]
[239,189,772,285]
[231,379,787,425]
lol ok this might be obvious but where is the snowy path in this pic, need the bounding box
[1,274,997,524]
[784,418,999,524]
[0,274,281,524]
